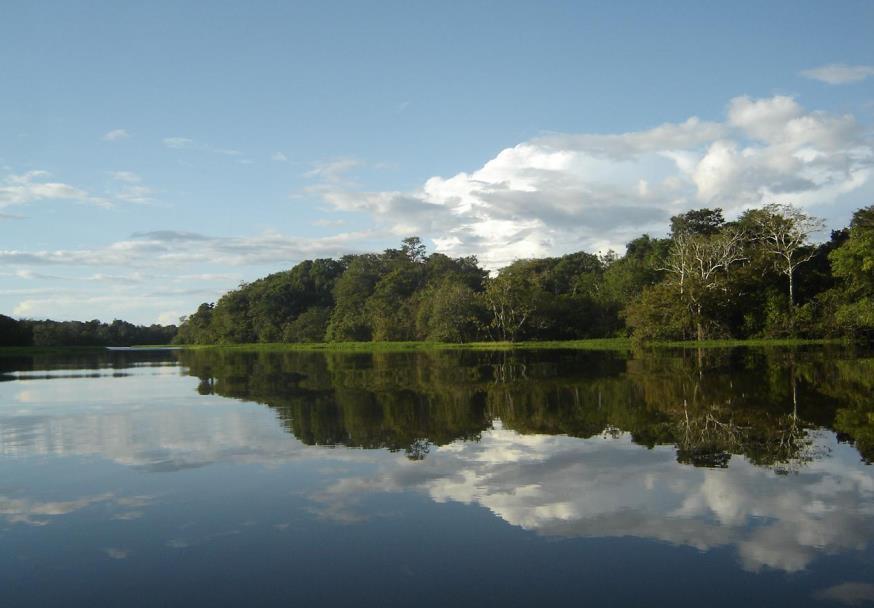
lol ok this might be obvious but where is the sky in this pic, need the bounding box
[2,0,873,324]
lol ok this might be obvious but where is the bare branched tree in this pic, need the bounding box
[662,228,747,340]
[752,203,825,307]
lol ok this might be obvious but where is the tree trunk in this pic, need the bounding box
[788,264,797,335]
[696,303,704,341]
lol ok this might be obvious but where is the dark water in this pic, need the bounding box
[1,346,873,607]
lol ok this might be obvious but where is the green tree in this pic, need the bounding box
[670,207,725,238]
[416,278,485,342]
[326,254,384,341]
[482,267,539,341]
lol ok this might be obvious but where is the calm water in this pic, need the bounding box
[1,347,873,607]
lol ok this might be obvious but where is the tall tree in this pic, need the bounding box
[661,227,747,340]
[482,269,539,342]
[747,203,825,307]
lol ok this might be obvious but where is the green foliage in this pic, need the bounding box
[326,254,383,341]
[282,307,331,342]
[624,283,693,340]
[670,207,725,237]
[830,205,874,298]
[416,279,485,342]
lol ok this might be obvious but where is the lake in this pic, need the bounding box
[1,346,873,607]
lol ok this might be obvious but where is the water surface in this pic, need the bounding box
[1,347,873,606]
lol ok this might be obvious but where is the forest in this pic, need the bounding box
[0,316,177,348]
[173,203,874,345]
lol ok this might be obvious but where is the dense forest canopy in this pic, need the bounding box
[172,203,874,345]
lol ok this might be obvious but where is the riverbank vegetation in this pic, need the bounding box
[173,203,874,345]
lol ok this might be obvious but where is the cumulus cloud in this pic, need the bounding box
[102,129,129,141]
[801,64,874,85]
[315,95,872,268]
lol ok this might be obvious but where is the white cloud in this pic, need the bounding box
[0,170,111,209]
[801,63,874,85]
[314,95,873,268]
[101,129,129,141]
[271,152,288,162]
[0,229,372,268]
[157,311,182,325]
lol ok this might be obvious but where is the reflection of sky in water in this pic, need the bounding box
[321,425,874,573]
[1,359,873,606]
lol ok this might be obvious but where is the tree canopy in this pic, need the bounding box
[161,202,874,344]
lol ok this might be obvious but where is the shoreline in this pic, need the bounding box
[0,337,850,356]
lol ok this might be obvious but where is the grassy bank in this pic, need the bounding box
[173,336,847,353]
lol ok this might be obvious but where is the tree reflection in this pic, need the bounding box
[176,346,872,467]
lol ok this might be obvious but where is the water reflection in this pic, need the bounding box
[165,347,874,572]
[178,347,873,467]
[1,346,873,603]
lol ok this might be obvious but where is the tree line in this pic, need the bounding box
[174,203,874,344]
[0,316,177,347]
[5,202,869,347]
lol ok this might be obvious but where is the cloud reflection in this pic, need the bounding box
[311,424,874,573]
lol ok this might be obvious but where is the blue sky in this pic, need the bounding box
[2,0,873,324]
